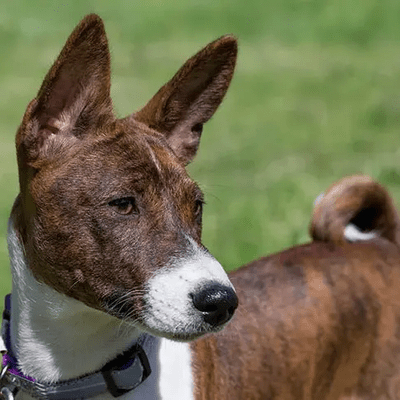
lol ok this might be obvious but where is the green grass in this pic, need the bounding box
[2,0,400,301]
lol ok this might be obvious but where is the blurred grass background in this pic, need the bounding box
[2,0,400,300]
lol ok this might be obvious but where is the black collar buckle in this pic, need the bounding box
[101,343,151,398]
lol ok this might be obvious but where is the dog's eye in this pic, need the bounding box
[108,197,137,215]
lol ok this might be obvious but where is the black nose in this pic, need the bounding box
[191,283,238,327]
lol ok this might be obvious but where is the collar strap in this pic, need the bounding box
[1,294,151,399]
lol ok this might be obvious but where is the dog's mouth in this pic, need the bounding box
[139,289,237,342]
[135,320,228,342]
[102,291,139,321]
[102,281,238,342]
[101,247,238,341]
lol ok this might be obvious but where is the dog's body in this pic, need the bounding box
[191,175,400,400]
[3,14,400,400]
[194,238,400,400]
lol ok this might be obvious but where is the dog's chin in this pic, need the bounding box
[140,325,224,342]
[102,300,229,341]
[120,317,226,342]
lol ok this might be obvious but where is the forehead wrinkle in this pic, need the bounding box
[144,135,186,180]
[142,137,163,176]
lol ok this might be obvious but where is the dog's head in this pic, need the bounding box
[12,14,238,340]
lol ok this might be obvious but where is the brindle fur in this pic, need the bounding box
[12,13,400,400]
[192,176,400,399]
[13,14,237,314]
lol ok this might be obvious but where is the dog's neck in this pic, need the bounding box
[7,220,194,400]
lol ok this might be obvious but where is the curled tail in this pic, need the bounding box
[310,175,400,245]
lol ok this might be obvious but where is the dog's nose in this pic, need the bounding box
[191,283,238,327]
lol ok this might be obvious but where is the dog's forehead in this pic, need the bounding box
[86,123,187,178]
[36,121,195,198]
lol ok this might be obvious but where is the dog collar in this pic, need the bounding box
[0,294,151,399]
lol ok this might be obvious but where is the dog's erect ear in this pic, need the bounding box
[16,14,113,165]
[133,35,238,165]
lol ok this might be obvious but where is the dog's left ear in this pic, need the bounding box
[133,35,238,165]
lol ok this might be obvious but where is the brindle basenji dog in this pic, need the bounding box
[2,13,400,400]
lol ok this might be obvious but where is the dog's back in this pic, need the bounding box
[192,175,400,400]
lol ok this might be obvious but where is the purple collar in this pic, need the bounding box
[0,294,151,399]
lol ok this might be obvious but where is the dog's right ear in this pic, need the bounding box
[16,14,113,167]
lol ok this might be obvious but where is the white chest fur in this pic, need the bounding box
[123,339,194,400]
